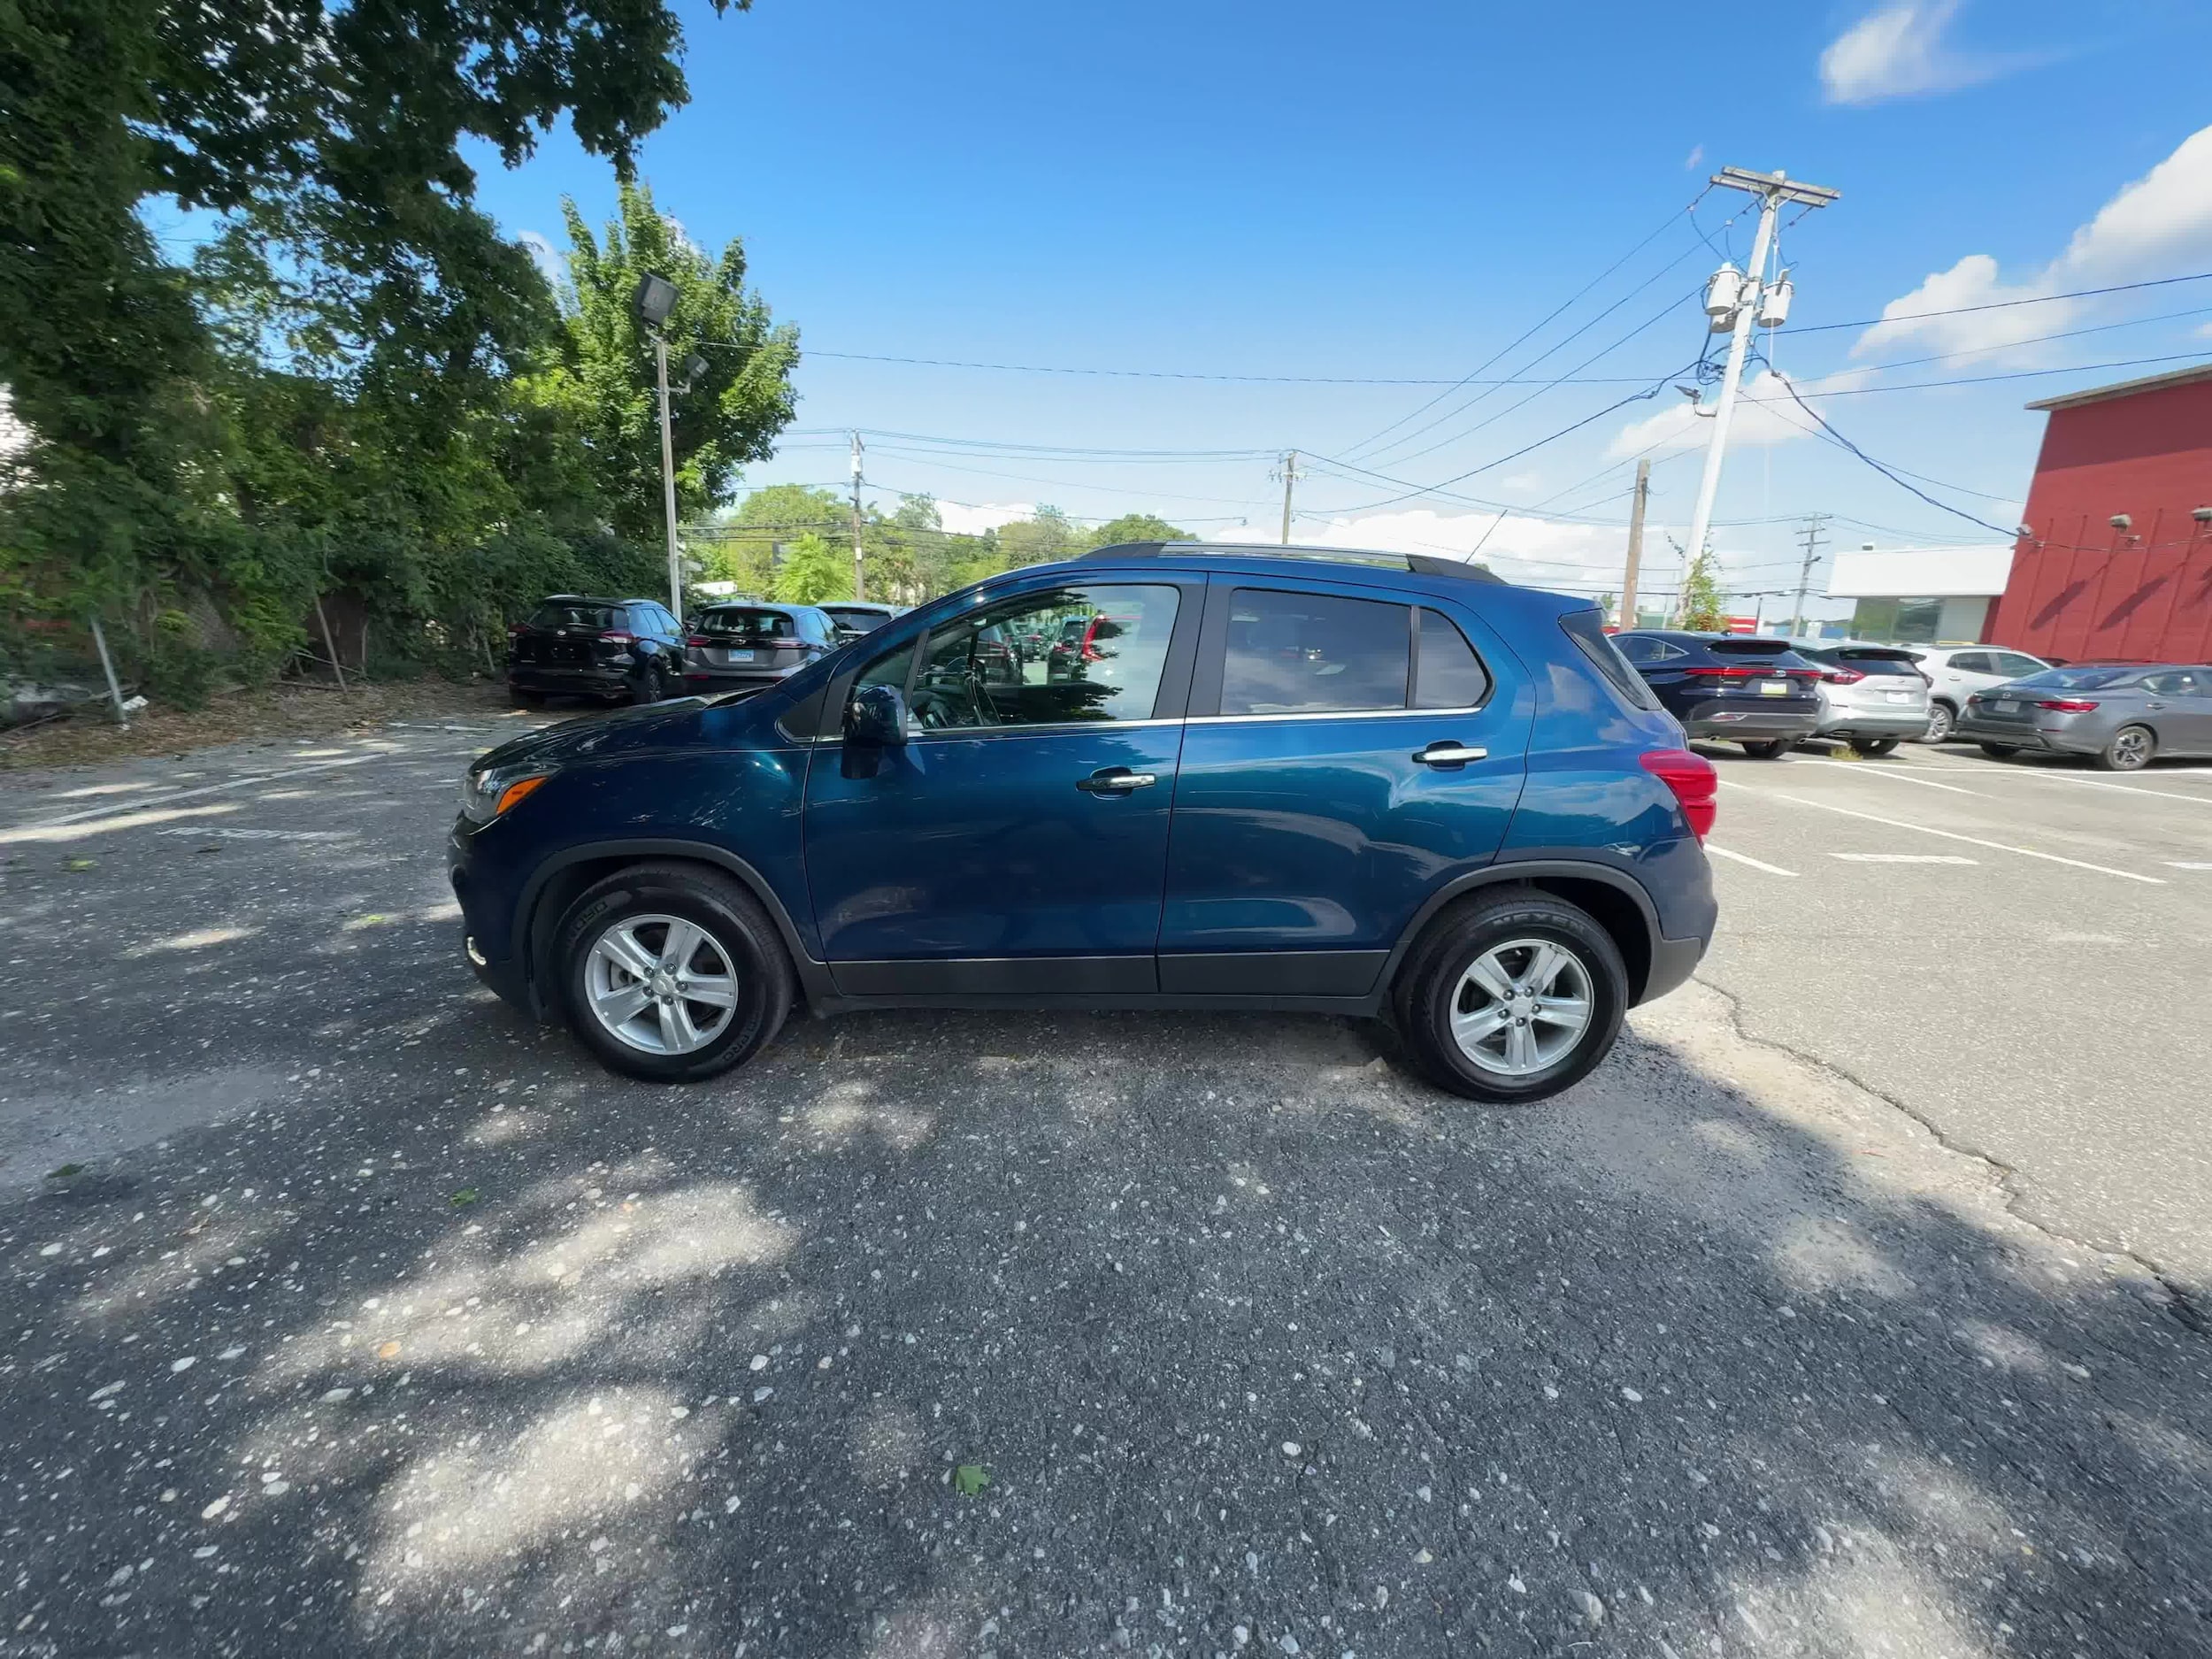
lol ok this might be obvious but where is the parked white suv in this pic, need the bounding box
[1907,646,2055,742]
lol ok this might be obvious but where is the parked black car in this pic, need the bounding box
[1612,630,1825,757]
[818,602,904,642]
[681,603,841,695]
[508,597,687,707]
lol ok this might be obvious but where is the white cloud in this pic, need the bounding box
[935,500,1034,536]
[1850,124,2212,362]
[1218,509,1629,592]
[1684,144,1705,173]
[1818,2,2008,106]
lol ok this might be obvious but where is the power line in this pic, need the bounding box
[1339,188,1722,463]
[1774,349,2212,399]
[1789,270,2212,335]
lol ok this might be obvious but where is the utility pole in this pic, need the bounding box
[1789,512,1831,638]
[1275,450,1305,544]
[849,432,866,602]
[1620,457,1651,627]
[1683,166,1839,572]
[654,334,682,619]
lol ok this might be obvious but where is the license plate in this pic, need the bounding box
[1993,699,2017,713]
[1758,679,1789,696]
[1885,690,1912,703]
[726,649,756,663]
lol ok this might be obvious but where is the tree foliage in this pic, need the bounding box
[1677,546,1729,632]
[0,0,788,703]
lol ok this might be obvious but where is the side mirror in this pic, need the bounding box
[844,682,909,746]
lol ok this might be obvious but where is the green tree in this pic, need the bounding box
[772,533,853,605]
[1083,512,1189,549]
[997,506,1078,569]
[1677,546,1728,631]
[553,182,797,543]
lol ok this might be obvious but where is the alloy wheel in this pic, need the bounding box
[583,912,739,1055]
[1448,937,1594,1077]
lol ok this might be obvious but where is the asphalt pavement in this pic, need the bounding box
[1,719,2208,1658]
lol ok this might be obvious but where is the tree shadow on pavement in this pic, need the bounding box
[3,968,2209,1658]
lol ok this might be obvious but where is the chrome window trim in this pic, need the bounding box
[1187,703,1486,726]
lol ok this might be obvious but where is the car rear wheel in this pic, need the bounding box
[2096,724,2154,772]
[1921,702,1956,742]
[1850,737,1901,757]
[555,863,794,1083]
[1740,740,1791,759]
[1978,743,2020,760]
[630,663,665,705]
[511,687,542,709]
[1392,890,1628,1103]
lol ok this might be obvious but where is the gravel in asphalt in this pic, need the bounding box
[2,725,2208,1657]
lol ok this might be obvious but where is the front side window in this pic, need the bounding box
[903,584,1180,731]
[1218,589,1409,716]
[1947,652,1993,675]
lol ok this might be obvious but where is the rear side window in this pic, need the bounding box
[1947,651,1993,674]
[1414,609,1491,708]
[1219,590,1408,716]
[1560,610,1659,710]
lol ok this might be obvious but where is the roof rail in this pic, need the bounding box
[1077,541,1503,583]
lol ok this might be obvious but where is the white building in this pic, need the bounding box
[1823,543,2014,645]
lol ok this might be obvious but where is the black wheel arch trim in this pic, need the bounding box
[512,838,833,1011]
[1379,857,1667,995]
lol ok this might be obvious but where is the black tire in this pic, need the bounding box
[554,863,795,1083]
[2094,723,2154,772]
[1921,702,1956,743]
[1850,737,1901,757]
[630,662,664,706]
[1391,889,1629,1104]
[1741,739,1791,759]
[1979,743,2020,760]
[511,687,543,709]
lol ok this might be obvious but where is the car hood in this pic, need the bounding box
[470,689,775,775]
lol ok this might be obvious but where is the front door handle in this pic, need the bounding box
[1412,742,1488,767]
[1077,767,1157,795]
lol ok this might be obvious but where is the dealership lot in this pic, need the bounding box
[2,721,2209,1656]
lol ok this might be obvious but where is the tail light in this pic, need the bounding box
[2036,698,2099,712]
[687,635,711,648]
[1679,665,1763,680]
[1820,667,1864,685]
[600,630,635,646]
[507,624,526,638]
[1640,748,1718,841]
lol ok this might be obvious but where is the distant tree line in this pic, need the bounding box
[0,0,788,703]
[689,495,1191,608]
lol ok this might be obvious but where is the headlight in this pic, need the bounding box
[457,764,554,825]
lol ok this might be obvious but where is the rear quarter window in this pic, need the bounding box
[1560,611,1658,710]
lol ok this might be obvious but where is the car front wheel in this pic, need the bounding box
[555,863,795,1082]
[1392,890,1628,1103]
[2096,724,2154,772]
[1979,743,2020,760]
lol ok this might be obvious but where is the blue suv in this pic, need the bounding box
[449,544,1719,1102]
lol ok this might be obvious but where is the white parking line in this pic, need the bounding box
[1705,844,1800,878]
[1717,781,2165,884]
[1832,852,1978,864]
[2168,861,2212,870]
[1922,769,2212,806]
[1795,759,1980,795]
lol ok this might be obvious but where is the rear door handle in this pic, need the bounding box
[1077,767,1157,795]
[1413,742,1488,766]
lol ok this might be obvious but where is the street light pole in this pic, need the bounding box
[654,333,682,620]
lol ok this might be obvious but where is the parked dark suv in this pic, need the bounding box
[450,544,1720,1103]
[1611,630,1824,757]
[507,596,687,707]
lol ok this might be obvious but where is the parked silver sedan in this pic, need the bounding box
[1789,642,1932,756]
[1956,662,2212,771]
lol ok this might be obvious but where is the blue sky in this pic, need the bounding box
[465,0,2212,611]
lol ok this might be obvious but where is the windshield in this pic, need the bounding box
[2015,665,2140,689]
[698,608,797,639]
[527,603,618,631]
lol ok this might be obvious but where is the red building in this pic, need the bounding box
[1986,364,2212,663]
